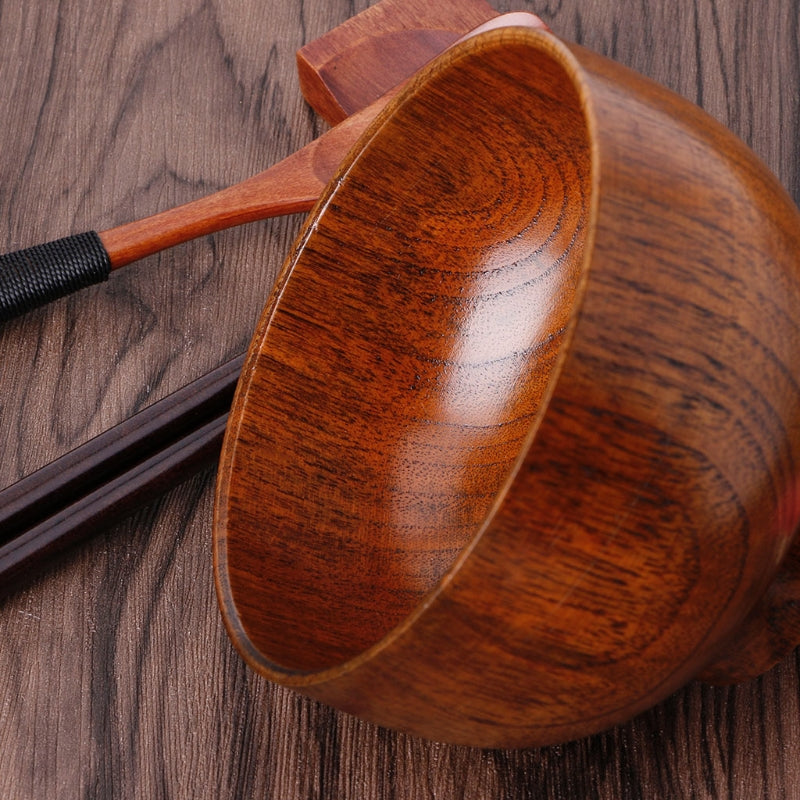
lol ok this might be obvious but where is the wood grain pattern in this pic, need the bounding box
[215,25,800,747]
[1,0,799,795]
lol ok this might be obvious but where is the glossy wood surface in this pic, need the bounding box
[216,26,800,747]
[1,0,799,795]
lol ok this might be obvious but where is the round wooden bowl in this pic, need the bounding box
[213,27,800,747]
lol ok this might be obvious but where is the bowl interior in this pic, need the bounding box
[216,32,592,674]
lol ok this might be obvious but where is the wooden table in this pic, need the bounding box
[1,0,798,796]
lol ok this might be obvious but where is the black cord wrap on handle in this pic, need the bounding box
[0,231,112,322]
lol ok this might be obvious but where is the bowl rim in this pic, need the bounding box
[213,24,602,687]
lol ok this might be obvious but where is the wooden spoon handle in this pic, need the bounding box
[98,99,386,269]
[0,3,545,323]
[0,98,384,323]
[102,12,548,269]
[0,232,112,322]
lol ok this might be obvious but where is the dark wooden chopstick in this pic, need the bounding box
[0,413,228,598]
[0,353,244,597]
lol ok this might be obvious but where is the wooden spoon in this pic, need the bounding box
[0,0,518,322]
[0,94,382,321]
[214,25,800,748]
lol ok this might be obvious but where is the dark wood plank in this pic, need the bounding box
[0,0,798,797]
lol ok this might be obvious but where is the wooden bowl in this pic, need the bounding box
[213,26,800,747]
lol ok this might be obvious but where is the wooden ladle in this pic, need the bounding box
[0,0,519,323]
[214,26,800,747]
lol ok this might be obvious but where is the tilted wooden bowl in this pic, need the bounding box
[213,26,800,747]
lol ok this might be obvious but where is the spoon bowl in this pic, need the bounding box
[214,26,800,747]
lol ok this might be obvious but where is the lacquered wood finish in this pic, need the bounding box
[4,0,800,796]
[215,27,800,747]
